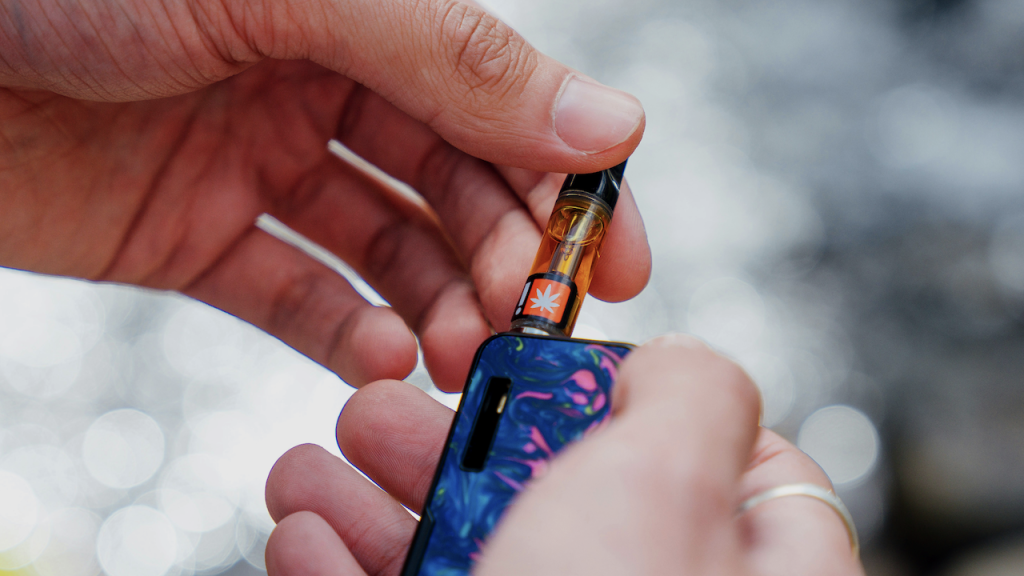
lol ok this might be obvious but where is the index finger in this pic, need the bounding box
[611,334,763,498]
[326,87,651,317]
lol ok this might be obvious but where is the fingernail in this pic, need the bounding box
[554,76,644,153]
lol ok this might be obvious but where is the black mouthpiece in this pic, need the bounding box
[557,160,627,212]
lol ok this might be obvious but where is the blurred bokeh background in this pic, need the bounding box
[3,0,1024,573]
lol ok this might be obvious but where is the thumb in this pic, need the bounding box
[220,0,645,171]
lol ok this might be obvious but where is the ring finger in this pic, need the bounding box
[736,429,864,576]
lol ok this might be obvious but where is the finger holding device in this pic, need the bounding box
[264,160,863,574]
[401,162,630,576]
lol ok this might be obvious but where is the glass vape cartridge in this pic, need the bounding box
[509,161,626,337]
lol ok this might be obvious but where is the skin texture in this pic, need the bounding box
[0,0,650,391]
[265,336,867,576]
[1,1,859,572]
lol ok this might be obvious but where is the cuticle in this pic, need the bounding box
[550,73,581,129]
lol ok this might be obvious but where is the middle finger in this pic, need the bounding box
[266,150,494,391]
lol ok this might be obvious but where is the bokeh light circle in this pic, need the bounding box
[159,455,237,533]
[0,470,39,551]
[33,508,102,576]
[798,405,880,485]
[2,445,79,508]
[741,353,796,428]
[0,514,50,570]
[96,506,177,576]
[83,409,165,489]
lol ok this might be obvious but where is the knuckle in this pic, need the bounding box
[438,3,536,99]
[199,0,269,62]
[267,270,322,334]
[363,218,406,284]
[323,306,370,382]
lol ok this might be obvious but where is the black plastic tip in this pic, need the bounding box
[558,160,628,212]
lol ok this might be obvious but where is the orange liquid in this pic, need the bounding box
[524,194,611,335]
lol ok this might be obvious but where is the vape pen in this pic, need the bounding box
[509,161,626,337]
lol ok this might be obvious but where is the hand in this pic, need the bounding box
[0,0,650,390]
[263,335,866,575]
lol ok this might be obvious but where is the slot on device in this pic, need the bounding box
[461,377,512,471]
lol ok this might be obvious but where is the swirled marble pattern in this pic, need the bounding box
[408,334,631,576]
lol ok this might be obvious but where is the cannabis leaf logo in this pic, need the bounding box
[529,284,562,314]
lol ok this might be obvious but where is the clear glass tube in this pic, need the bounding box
[508,193,612,337]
